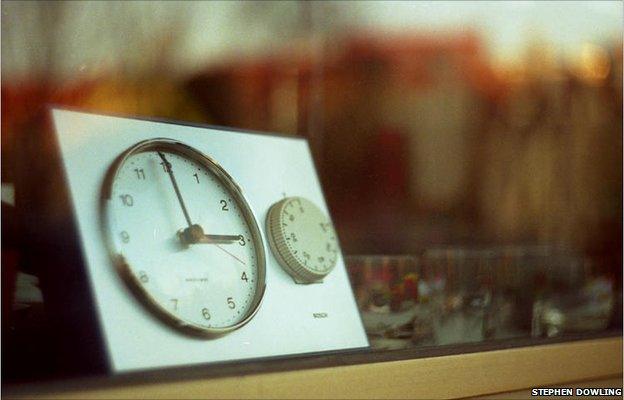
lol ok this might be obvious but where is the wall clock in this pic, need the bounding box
[50,109,368,374]
[102,139,266,336]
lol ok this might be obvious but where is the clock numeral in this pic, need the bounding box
[320,222,330,232]
[170,298,178,311]
[227,297,236,309]
[241,272,248,282]
[290,232,298,242]
[202,308,211,320]
[238,235,246,246]
[120,231,130,243]
[193,173,200,184]
[138,271,149,283]
[119,194,133,207]
[220,200,229,211]
[134,168,145,180]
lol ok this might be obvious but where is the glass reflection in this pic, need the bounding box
[1,0,622,385]
[347,248,617,351]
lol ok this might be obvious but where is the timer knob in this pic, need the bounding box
[266,197,339,284]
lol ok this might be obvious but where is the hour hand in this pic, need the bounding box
[196,234,241,244]
[178,225,241,245]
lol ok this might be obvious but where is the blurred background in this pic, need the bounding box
[1,1,622,359]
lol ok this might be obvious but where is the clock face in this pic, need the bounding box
[101,139,266,336]
[267,197,339,283]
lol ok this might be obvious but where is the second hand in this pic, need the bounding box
[215,244,246,266]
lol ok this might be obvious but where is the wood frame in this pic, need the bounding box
[5,336,621,399]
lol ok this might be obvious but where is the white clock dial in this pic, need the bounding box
[266,197,339,283]
[101,139,266,336]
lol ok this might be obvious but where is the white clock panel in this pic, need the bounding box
[51,109,368,373]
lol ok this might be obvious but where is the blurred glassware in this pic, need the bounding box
[346,246,612,351]
[346,255,422,349]
[533,274,614,338]
[423,249,493,345]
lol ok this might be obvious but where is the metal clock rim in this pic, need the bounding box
[100,138,267,338]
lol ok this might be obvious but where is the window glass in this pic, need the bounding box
[2,1,621,384]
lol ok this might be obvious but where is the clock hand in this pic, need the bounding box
[196,234,242,244]
[157,151,193,228]
[177,227,246,265]
[215,244,246,266]
[178,226,241,245]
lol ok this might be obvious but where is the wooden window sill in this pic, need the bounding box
[5,336,622,399]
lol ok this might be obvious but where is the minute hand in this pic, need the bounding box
[157,151,193,228]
